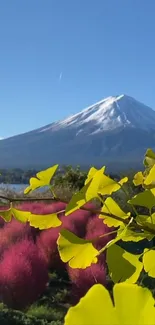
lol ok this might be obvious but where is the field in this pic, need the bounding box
[0,165,154,324]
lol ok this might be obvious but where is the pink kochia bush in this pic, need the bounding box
[68,263,107,304]
[0,239,48,310]
[0,219,36,258]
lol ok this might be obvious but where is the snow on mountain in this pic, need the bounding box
[38,94,155,135]
[1,94,155,170]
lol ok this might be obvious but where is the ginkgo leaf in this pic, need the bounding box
[98,175,128,196]
[143,249,155,278]
[99,197,130,227]
[65,167,105,216]
[143,148,155,169]
[107,244,143,283]
[27,213,61,229]
[84,166,105,185]
[128,190,155,210]
[11,208,61,229]
[144,165,155,186]
[136,214,155,232]
[133,172,144,186]
[12,208,31,222]
[57,229,98,269]
[64,282,155,325]
[117,226,154,242]
[24,165,58,194]
[0,207,12,222]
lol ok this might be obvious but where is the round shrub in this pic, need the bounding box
[0,239,48,310]
[0,219,36,258]
[67,263,107,304]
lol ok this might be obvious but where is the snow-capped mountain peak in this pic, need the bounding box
[39,94,155,135]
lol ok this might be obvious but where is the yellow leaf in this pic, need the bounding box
[0,207,12,222]
[143,249,155,278]
[107,244,143,284]
[64,282,155,325]
[144,165,155,186]
[12,208,31,222]
[24,165,58,194]
[99,197,130,227]
[28,213,61,229]
[98,175,128,196]
[57,229,98,269]
[144,148,155,169]
[133,172,144,186]
[12,208,61,229]
[84,166,105,185]
[128,190,155,210]
[65,167,105,216]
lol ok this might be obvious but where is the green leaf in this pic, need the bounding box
[98,175,128,196]
[136,214,155,232]
[64,282,155,325]
[143,249,155,278]
[24,165,58,194]
[107,244,143,283]
[133,172,144,186]
[128,190,155,210]
[118,227,154,242]
[65,167,105,216]
[57,229,98,269]
[99,197,130,227]
[0,207,12,222]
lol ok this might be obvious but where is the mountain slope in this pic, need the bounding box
[1,94,155,171]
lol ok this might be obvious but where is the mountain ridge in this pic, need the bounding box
[1,94,155,171]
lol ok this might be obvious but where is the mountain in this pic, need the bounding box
[1,94,155,171]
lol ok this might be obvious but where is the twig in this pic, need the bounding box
[0,195,155,236]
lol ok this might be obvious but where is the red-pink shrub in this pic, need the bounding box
[86,216,115,249]
[66,203,97,238]
[0,239,48,309]
[37,215,77,271]
[18,201,67,215]
[67,263,107,304]
[85,216,115,263]
[0,219,36,258]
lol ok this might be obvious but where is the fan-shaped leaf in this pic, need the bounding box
[65,167,105,216]
[57,229,98,269]
[143,249,155,277]
[98,175,128,196]
[24,165,58,194]
[0,207,12,222]
[133,172,144,186]
[99,197,130,227]
[28,212,61,229]
[64,282,155,325]
[128,190,155,210]
[107,244,143,283]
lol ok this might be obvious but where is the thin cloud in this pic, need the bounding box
[59,72,62,81]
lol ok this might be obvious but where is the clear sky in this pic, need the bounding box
[1,0,155,137]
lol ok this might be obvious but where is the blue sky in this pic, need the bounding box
[1,0,155,137]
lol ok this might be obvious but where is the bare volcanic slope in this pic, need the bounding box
[1,94,155,170]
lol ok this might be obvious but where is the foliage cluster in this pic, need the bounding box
[1,148,155,323]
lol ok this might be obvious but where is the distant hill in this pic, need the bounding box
[0,94,155,171]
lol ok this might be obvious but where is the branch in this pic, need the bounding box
[0,194,155,236]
